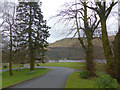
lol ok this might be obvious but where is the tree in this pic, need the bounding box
[112,3,120,81]
[15,1,50,70]
[55,0,100,76]
[87,0,119,81]
[34,19,50,63]
[1,1,16,75]
[113,28,120,82]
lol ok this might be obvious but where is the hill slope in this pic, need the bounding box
[47,36,115,60]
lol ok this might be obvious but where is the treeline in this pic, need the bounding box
[47,46,104,60]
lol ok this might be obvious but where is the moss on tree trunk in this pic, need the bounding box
[113,28,120,82]
[100,17,118,79]
[86,37,95,76]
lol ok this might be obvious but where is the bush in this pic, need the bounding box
[37,64,39,66]
[3,66,7,68]
[96,74,119,88]
[79,70,90,79]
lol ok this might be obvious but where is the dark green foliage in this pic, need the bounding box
[79,70,90,79]
[36,64,39,66]
[3,66,7,69]
[14,2,50,70]
[96,74,119,88]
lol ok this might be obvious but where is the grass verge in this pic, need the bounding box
[65,72,97,88]
[2,68,50,88]
[66,72,120,88]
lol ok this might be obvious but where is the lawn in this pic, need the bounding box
[37,62,106,72]
[65,72,98,88]
[66,72,120,88]
[37,62,85,70]
[2,62,106,72]
[1,64,23,70]
[2,68,50,88]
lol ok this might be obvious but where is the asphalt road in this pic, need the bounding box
[9,66,76,88]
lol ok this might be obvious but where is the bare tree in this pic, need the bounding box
[87,0,119,81]
[55,0,100,76]
[1,1,16,75]
[112,1,120,82]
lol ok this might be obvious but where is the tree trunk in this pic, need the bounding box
[9,25,13,75]
[100,17,118,78]
[83,2,95,76]
[29,47,35,71]
[29,4,35,71]
[113,28,120,82]
[86,37,96,76]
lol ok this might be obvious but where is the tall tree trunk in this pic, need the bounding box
[100,17,118,78]
[84,1,95,76]
[29,4,34,71]
[113,28,120,82]
[86,36,95,76]
[9,25,13,75]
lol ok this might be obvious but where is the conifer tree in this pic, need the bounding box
[15,1,50,70]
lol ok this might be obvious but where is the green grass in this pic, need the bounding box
[2,62,106,72]
[66,72,120,88]
[2,64,23,70]
[2,68,50,88]
[37,62,106,72]
[66,72,98,88]
[37,62,85,70]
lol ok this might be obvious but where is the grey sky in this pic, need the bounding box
[0,0,118,43]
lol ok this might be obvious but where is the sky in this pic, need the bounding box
[40,0,74,43]
[41,0,118,43]
[0,0,119,43]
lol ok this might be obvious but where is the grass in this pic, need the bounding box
[66,72,120,88]
[37,62,106,72]
[2,68,50,88]
[1,64,23,70]
[2,62,106,72]
[65,72,97,88]
[37,62,85,70]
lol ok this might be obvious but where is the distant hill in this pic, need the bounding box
[47,36,115,60]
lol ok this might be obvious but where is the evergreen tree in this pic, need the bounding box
[15,1,50,70]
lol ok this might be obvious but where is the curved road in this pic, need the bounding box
[9,66,76,88]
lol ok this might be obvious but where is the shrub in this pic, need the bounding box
[3,66,7,68]
[79,70,90,79]
[96,74,119,88]
[37,64,39,66]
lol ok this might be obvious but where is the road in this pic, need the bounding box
[8,66,76,88]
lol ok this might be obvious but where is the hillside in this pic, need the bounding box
[49,36,114,48]
[47,36,115,60]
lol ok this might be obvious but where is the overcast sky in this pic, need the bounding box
[41,0,118,43]
[0,0,119,43]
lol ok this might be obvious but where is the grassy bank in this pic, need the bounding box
[2,68,50,88]
[66,72,97,88]
[66,72,120,88]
